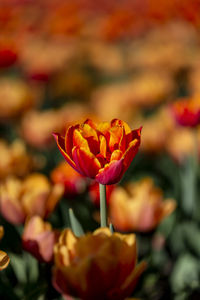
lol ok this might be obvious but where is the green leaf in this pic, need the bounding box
[69,208,84,237]
[170,254,199,293]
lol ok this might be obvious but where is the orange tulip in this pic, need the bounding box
[110,178,176,232]
[22,216,59,263]
[51,161,87,196]
[0,139,34,180]
[0,226,10,271]
[53,119,141,185]
[171,97,200,127]
[0,173,64,225]
[53,227,146,300]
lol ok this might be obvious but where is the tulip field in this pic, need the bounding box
[1,1,200,299]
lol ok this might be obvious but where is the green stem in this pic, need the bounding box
[99,184,107,227]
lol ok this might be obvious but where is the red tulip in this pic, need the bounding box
[53,119,141,185]
[171,97,200,127]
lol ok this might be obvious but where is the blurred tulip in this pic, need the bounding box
[0,173,64,225]
[166,126,200,163]
[91,82,139,122]
[53,227,146,300]
[54,119,141,185]
[22,216,59,263]
[110,178,176,232]
[21,104,90,149]
[0,139,34,180]
[0,77,41,119]
[51,161,87,196]
[21,109,67,149]
[171,97,200,127]
[88,180,115,206]
[0,226,10,271]
[20,38,74,81]
[0,48,17,68]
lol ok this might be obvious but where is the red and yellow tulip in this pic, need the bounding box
[22,216,59,263]
[53,119,141,185]
[171,97,200,127]
[53,227,146,300]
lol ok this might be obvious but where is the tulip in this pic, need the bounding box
[0,139,33,180]
[0,173,64,225]
[53,227,146,300]
[0,226,10,271]
[51,161,86,196]
[109,178,176,232]
[171,97,200,127]
[53,119,141,185]
[22,216,59,263]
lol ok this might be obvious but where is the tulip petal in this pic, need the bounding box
[82,124,99,155]
[84,119,97,129]
[122,138,140,172]
[53,133,78,171]
[65,125,79,158]
[97,122,111,135]
[73,147,101,178]
[96,159,124,185]
[126,127,142,148]
[0,197,25,224]
[111,150,123,161]
[72,147,87,176]
[0,227,4,240]
[109,126,123,152]
[108,261,146,300]
[99,135,107,158]
[73,129,90,151]
[111,119,132,134]
[0,250,10,271]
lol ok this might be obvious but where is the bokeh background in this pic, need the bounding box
[1,0,200,299]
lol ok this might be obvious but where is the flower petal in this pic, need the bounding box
[73,147,101,178]
[122,138,141,172]
[73,129,90,150]
[0,250,10,271]
[99,135,107,158]
[65,125,79,158]
[53,133,77,171]
[110,150,123,161]
[111,119,132,134]
[95,159,124,185]
[109,126,123,152]
[108,261,146,300]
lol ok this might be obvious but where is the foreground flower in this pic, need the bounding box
[53,228,146,300]
[110,178,176,232]
[23,216,59,263]
[171,97,200,127]
[51,161,86,196]
[0,226,10,271]
[0,173,64,224]
[53,119,141,185]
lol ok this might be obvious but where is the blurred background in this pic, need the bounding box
[1,0,200,299]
